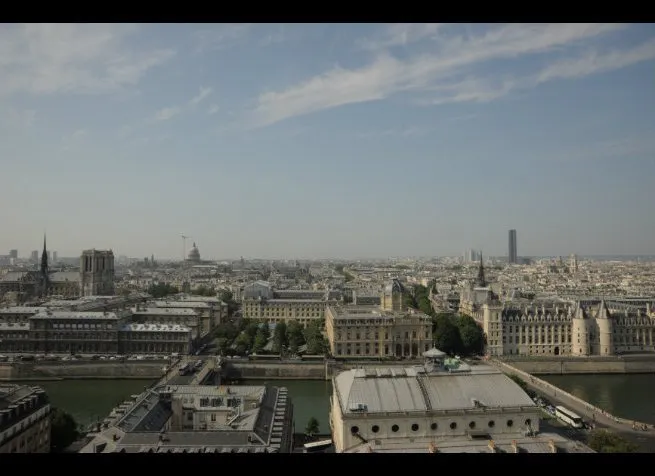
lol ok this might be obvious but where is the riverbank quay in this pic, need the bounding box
[220,357,425,381]
[492,359,655,452]
[499,354,655,375]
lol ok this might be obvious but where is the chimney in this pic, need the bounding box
[511,440,518,453]
[488,440,496,453]
[548,440,557,453]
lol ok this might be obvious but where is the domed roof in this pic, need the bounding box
[188,242,200,261]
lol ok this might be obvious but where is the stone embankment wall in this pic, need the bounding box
[0,360,168,381]
[222,359,422,380]
[501,356,655,375]
[222,360,327,380]
[492,359,649,428]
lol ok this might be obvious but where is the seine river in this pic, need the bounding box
[17,374,654,430]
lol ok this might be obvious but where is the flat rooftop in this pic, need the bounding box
[30,311,120,320]
[334,364,536,415]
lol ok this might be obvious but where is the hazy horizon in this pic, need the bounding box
[2,23,655,259]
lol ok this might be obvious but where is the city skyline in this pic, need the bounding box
[2,23,655,258]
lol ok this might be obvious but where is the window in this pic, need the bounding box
[469,421,476,429]
[450,422,457,430]
[488,420,495,428]
[350,426,359,434]
[411,423,419,432]
[371,425,379,433]
[430,423,438,431]
[391,425,399,433]
[507,419,514,427]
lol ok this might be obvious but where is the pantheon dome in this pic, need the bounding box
[187,242,201,262]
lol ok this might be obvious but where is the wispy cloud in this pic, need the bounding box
[189,86,213,106]
[423,38,655,106]
[208,104,220,115]
[153,107,181,122]
[357,23,445,50]
[147,86,213,124]
[0,24,175,96]
[248,23,632,128]
[193,24,252,53]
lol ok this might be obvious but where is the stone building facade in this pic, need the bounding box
[0,384,51,454]
[326,279,433,359]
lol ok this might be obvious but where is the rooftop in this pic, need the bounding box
[30,311,121,320]
[345,432,594,453]
[329,305,431,320]
[334,364,535,415]
[120,323,191,333]
[132,307,197,316]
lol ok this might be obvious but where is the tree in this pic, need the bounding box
[457,315,485,356]
[304,321,328,355]
[50,408,80,453]
[233,333,252,356]
[432,314,462,355]
[244,322,261,344]
[272,322,287,354]
[305,417,320,437]
[587,429,639,453]
[253,327,268,354]
[147,283,179,298]
[286,320,305,355]
[192,285,216,297]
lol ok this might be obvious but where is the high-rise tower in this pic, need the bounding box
[508,229,518,264]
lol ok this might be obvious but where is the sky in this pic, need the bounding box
[1,23,655,260]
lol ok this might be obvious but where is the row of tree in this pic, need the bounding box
[147,283,179,298]
[213,318,328,356]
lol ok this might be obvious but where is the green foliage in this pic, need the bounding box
[233,333,251,355]
[587,429,639,453]
[286,320,305,354]
[192,285,216,296]
[50,408,80,453]
[253,327,268,354]
[431,312,485,356]
[303,321,328,355]
[343,272,355,282]
[432,313,463,355]
[305,417,320,437]
[218,290,239,316]
[272,322,287,354]
[458,315,484,354]
[411,284,436,317]
[147,283,179,298]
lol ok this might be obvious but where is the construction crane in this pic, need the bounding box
[180,234,192,263]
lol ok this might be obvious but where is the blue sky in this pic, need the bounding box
[1,23,654,260]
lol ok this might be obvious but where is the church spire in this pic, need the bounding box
[476,251,487,287]
[40,232,49,297]
[41,233,48,274]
